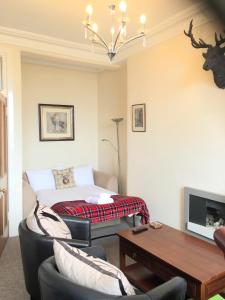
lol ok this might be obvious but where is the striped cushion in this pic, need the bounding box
[53,240,135,296]
[26,201,71,239]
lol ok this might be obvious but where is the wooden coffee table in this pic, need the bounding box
[117,224,225,300]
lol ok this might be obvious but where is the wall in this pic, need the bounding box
[98,66,127,193]
[127,21,225,229]
[22,63,98,170]
[0,44,23,236]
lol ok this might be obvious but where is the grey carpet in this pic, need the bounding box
[0,237,29,300]
[0,236,120,300]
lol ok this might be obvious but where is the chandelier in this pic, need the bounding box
[83,1,147,62]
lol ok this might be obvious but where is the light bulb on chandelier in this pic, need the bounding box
[86,4,93,17]
[83,1,147,62]
[119,1,127,13]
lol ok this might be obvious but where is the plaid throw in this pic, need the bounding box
[51,195,150,224]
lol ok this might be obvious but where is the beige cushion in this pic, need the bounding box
[23,179,37,218]
[54,240,135,296]
[27,201,72,238]
[52,168,75,190]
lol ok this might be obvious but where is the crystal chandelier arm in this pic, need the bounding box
[112,25,123,52]
[85,25,109,51]
[116,33,145,52]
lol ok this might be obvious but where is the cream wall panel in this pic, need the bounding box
[98,66,127,193]
[127,21,225,229]
[22,63,98,170]
[0,44,22,236]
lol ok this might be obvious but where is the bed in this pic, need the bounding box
[23,170,150,227]
[23,170,118,217]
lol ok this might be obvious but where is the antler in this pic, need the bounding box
[215,31,225,47]
[184,19,211,49]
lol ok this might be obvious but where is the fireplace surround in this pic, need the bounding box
[184,187,225,240]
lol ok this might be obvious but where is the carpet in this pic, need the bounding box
[0,235,120,300]
[0,237,29,300]
[0,236,224,300]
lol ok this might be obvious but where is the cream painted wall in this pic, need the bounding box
[22,63,98,170]
[127,21,225,229]
[98,66,127,193]
[0,44,23,236]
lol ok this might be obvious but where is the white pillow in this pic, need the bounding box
[54,240,135,296]
[73,165,94,186]
[26,201,72,239]
[26,169,56,192]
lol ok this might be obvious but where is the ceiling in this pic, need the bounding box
[0,0,201,45]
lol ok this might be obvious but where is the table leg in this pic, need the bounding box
[199,284,206,300]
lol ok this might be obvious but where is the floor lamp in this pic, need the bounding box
[101,117,123,194]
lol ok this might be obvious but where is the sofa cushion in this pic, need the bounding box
[52,167,75,189]
[53,240,135,296]
[26,201,71,239]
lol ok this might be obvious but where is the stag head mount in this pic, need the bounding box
[184,19,225,89]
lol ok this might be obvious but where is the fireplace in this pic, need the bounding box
[184,188,225,240]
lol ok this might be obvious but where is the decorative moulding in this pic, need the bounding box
[114,2,215,62]
[0,2,214,67]
[0,25,107,55]
[0,26,114,71]
[21,52,111,73]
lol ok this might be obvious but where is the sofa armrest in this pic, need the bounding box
[60,215,91,246]
[93,170,118,193]
[146,277,187,300]
[23,179,37,218]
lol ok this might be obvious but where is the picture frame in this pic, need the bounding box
[132,103,146,132]
[38,104,74,141]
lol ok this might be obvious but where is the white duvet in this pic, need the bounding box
[36,185,117,208]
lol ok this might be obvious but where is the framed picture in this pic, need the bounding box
[132,103,146,132]
[39,104,74,141]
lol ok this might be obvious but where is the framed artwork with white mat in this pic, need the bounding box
[39,104,74,141]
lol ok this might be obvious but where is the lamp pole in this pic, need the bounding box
[112,118,123,194]
[101,118,123,194]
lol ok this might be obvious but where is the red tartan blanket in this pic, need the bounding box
[52,195,150,224]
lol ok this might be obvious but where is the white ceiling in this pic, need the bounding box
[0,0,201,45]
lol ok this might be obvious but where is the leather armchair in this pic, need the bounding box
[39,246,187,300]
[19,215,91,300]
